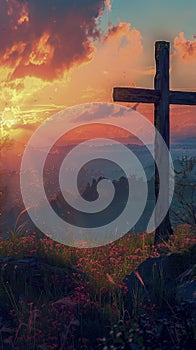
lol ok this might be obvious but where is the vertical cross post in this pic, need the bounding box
[154,41,173,244]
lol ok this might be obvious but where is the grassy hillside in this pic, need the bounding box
[0,224,195,349]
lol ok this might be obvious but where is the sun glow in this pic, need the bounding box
[1,108,18,136]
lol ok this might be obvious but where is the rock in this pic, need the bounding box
[0,256,87,303]
[0,256,43,292]
[123,244,196,309]
[129,343,140,350]
[176,265,196,304]
[176,280,196,304]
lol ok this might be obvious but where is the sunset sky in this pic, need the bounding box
[0,0,196,146]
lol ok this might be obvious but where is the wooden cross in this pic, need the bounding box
[113,41,196,244]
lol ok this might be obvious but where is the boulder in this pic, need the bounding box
[176,265,196,304]
[0,256,87,302]
[123,244,196,309]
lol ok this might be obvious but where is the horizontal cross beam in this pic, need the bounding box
[169,91,196,105]
[113,87,196,105]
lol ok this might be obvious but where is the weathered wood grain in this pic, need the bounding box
[114,87,196,106]
[113,87,160,103]
[154,41,173,243]
[170,91,196,105]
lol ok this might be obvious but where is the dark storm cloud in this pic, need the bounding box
[0,0,106,80]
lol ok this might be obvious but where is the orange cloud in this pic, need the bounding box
[0,20,143,143]
[0,0,109,81]
[28,33,54,66]
[171,32,196,90]
[59,22,143,105]
[105,0,112,11]
[173,32,196,62]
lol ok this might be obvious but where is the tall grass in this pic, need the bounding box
[0,224,195,349]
